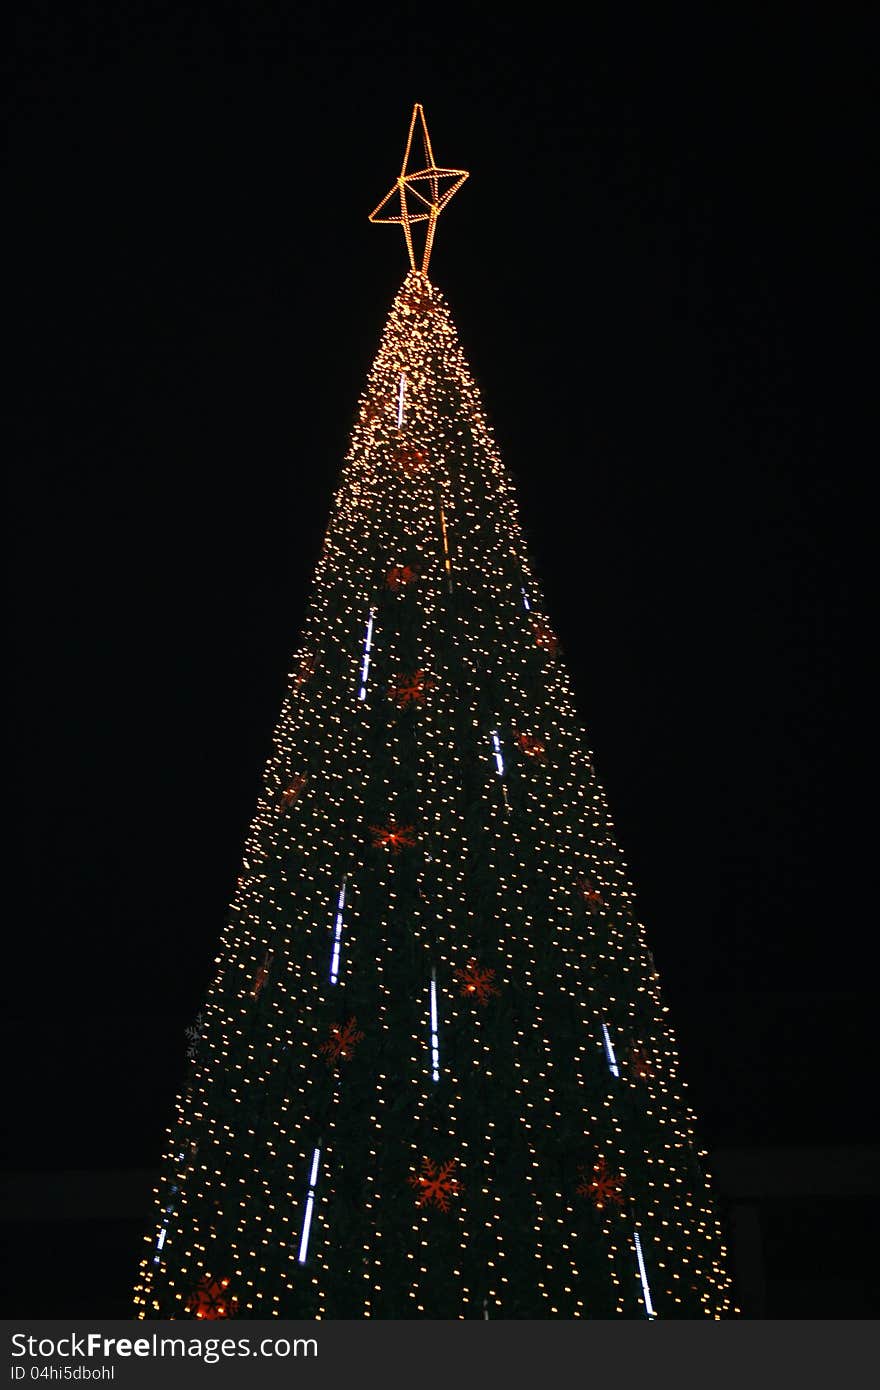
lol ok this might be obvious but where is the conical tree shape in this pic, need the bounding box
[134,271,737,1320]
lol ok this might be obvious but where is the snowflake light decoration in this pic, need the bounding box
[408,1157,462,1212]
[293,653,317,687]
[250,950,274,1000]
[454,959,500,1006]
[576,878,604,911]
[401,283,435,317]
[280,774,307,809]
[629,1045,654,1081]
[319,1016,365,1065]
[360,392,392,425]
[389,669,434,708]
[369,820,417,854]
[186,1275,238,1319]
[576,1157,625,1210]
[184,1012,204,1060]
[394,443,429,477]
[386,564,419,590]
[515,731,547,762]
[531,618,559,655]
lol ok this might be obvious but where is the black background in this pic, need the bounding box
[5,2,874,1314]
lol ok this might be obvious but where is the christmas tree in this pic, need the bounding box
[134,105,736,1320]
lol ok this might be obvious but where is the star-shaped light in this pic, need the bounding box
[369,104,468,276]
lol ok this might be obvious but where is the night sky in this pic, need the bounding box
[6,1,871,1222]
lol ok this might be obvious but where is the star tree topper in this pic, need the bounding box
[369,104,469,276]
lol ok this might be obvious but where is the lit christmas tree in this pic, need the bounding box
[134,105,737,1320]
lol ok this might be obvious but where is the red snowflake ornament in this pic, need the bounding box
[369,820,417,854]
[186,1275,238,1319]
[515,731,547,762]
[409,1157,462,1212]
[454,959,500,1006]
[293,653,317,687]
[360,393,392,425]
[576,1158,625,1210]
[386,564,419,590]
[576,878,604,911]
[531,618,559,655]
[401,285,435,317]
[319,1015,365,1065]
[250,949,274,999]
[280,774,307,809]
[629,1045,654,1081]
[395,443,429,477]
[389,669,434,708]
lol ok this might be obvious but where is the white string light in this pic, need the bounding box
[429,969,440,1081]
[329,876,347,984]
[602,1022,620,1078]
[634,1231,656,1317]
[358,608,376,701]
[297,1146,323,1264]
